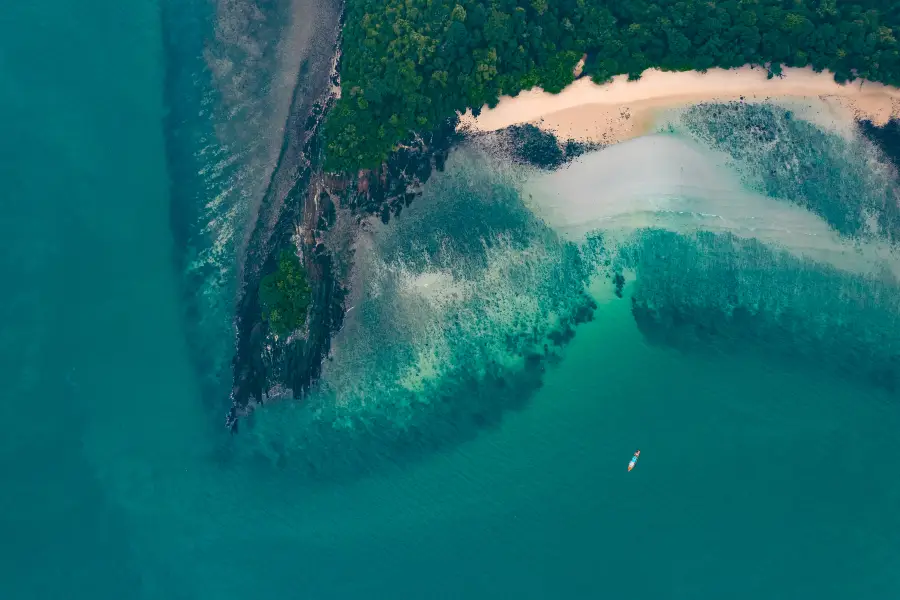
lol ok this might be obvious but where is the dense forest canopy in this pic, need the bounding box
[259,251,312,337]
[323,0,900,171]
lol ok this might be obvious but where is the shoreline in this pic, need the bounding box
[459,66,900,144]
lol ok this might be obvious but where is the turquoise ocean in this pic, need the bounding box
[3,0,900,598]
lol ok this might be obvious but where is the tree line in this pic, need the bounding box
[323,0,900,171]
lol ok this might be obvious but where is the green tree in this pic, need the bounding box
[259,251,312,337]
[536,50,580,92]
[323,0,900,173]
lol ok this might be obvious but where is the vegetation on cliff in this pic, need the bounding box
[259,251,312,337]
[323,0,900,171]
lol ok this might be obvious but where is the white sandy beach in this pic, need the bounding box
[459,66,900,144]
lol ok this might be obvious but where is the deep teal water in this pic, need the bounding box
[1,0,178,595]
[3,1,900,599]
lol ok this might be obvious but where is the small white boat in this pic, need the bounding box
[628,450,640,472]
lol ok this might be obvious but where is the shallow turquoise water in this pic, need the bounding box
[4,1,900,598]
[241,284,900,599]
